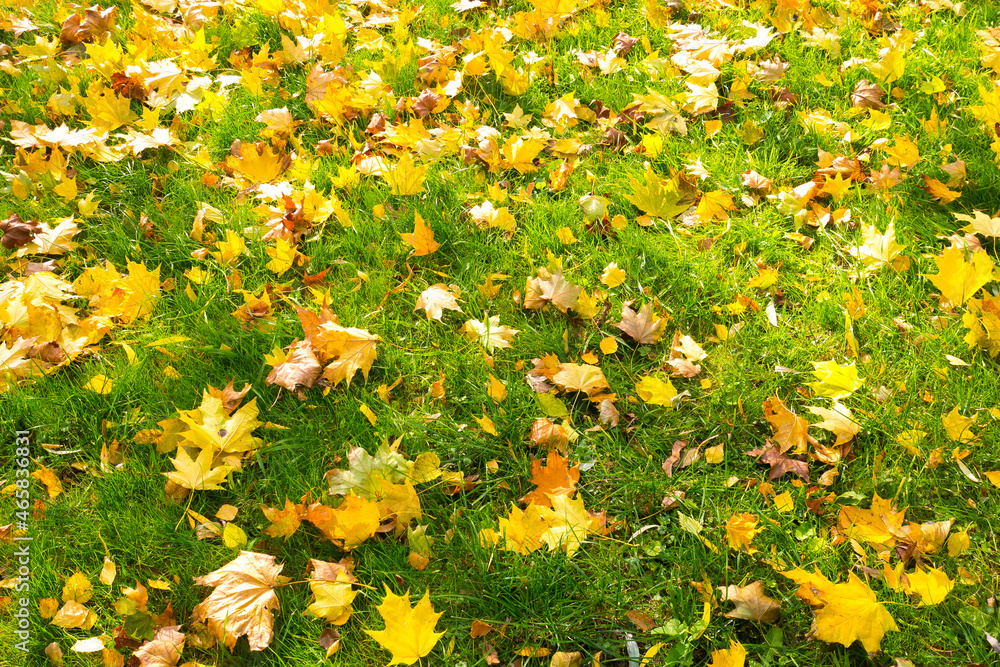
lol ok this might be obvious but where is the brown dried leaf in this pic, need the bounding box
[718,581,782,623]
[60,5,116,45]
[266,340,321,392]
[616,303,665,344]
[746,442,810,482]
[133,626,185,667]
[850,80,885,109]
[192,551,283,652]
[1,213,42,250]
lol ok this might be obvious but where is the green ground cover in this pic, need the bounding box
[2,0,1000,665]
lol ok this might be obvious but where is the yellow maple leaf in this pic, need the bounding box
[501,136,545,174]
[848,222,907,272]
[372,476,423,529]
[805,360,862,400]
[84,85,138,132]
[725,513,759,553]
[942,407,976,442]
[307,561,357,624]
[553,363,610,395]
[266,238,299,274]
[906,567,953,606]
[635,375,677,406]
[812,573,898,652]
[214,230,247,265]
[697,190,736,223]
[869,45,905,83]
[884,135,919,168]
[708,640,746,667]
[818,171,852,200]
[685,81,720,113]
[178,393,263,454]
[625,165,689,219]
[400,213,440,256]
[164,447,231,491]
[837,493,906,546]
[364,588,445,666]
[385,153,428,195]
[461,316,519,352]
[225,141,289,183]
[541,494,591,556]
[923,247,994,307]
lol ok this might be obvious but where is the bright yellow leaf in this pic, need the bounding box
[364,588,445,666]
[924,247,994,307]
[635,375,677,407]
[400,213,440,256]
[385,153,428,196]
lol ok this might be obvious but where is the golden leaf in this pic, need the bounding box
[624,165,689,218]
[552,363,610,395]
[364,588,445,666]
[385,153,428,196]
[261,498,302,540]
[725,513,760,553]
[163,447,231,491]
[192,551,284,651]
[400,213,440,256]
[905,567,953,606]
[811,573,898,652]
[924,247,994,306]
[708,640,746,667]
[635,375,676,406]
[837,493,906,547]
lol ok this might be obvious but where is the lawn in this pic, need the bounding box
[2,0,1000,665]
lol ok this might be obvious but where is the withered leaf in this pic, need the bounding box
[60,5,116,45]
[1,213,42,250]
[850,80,885,109]
[192,551,284,652]
[718,581,781,623]
[746,442,810,482]
[616,303,665,344]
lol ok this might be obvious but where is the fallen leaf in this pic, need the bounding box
[718,581,781,623]
[414,284,462,320]
[192,551,284,651]
[400,213,440,256]
[364,588,444,666]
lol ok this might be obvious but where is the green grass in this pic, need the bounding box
[2,0,1000,665]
